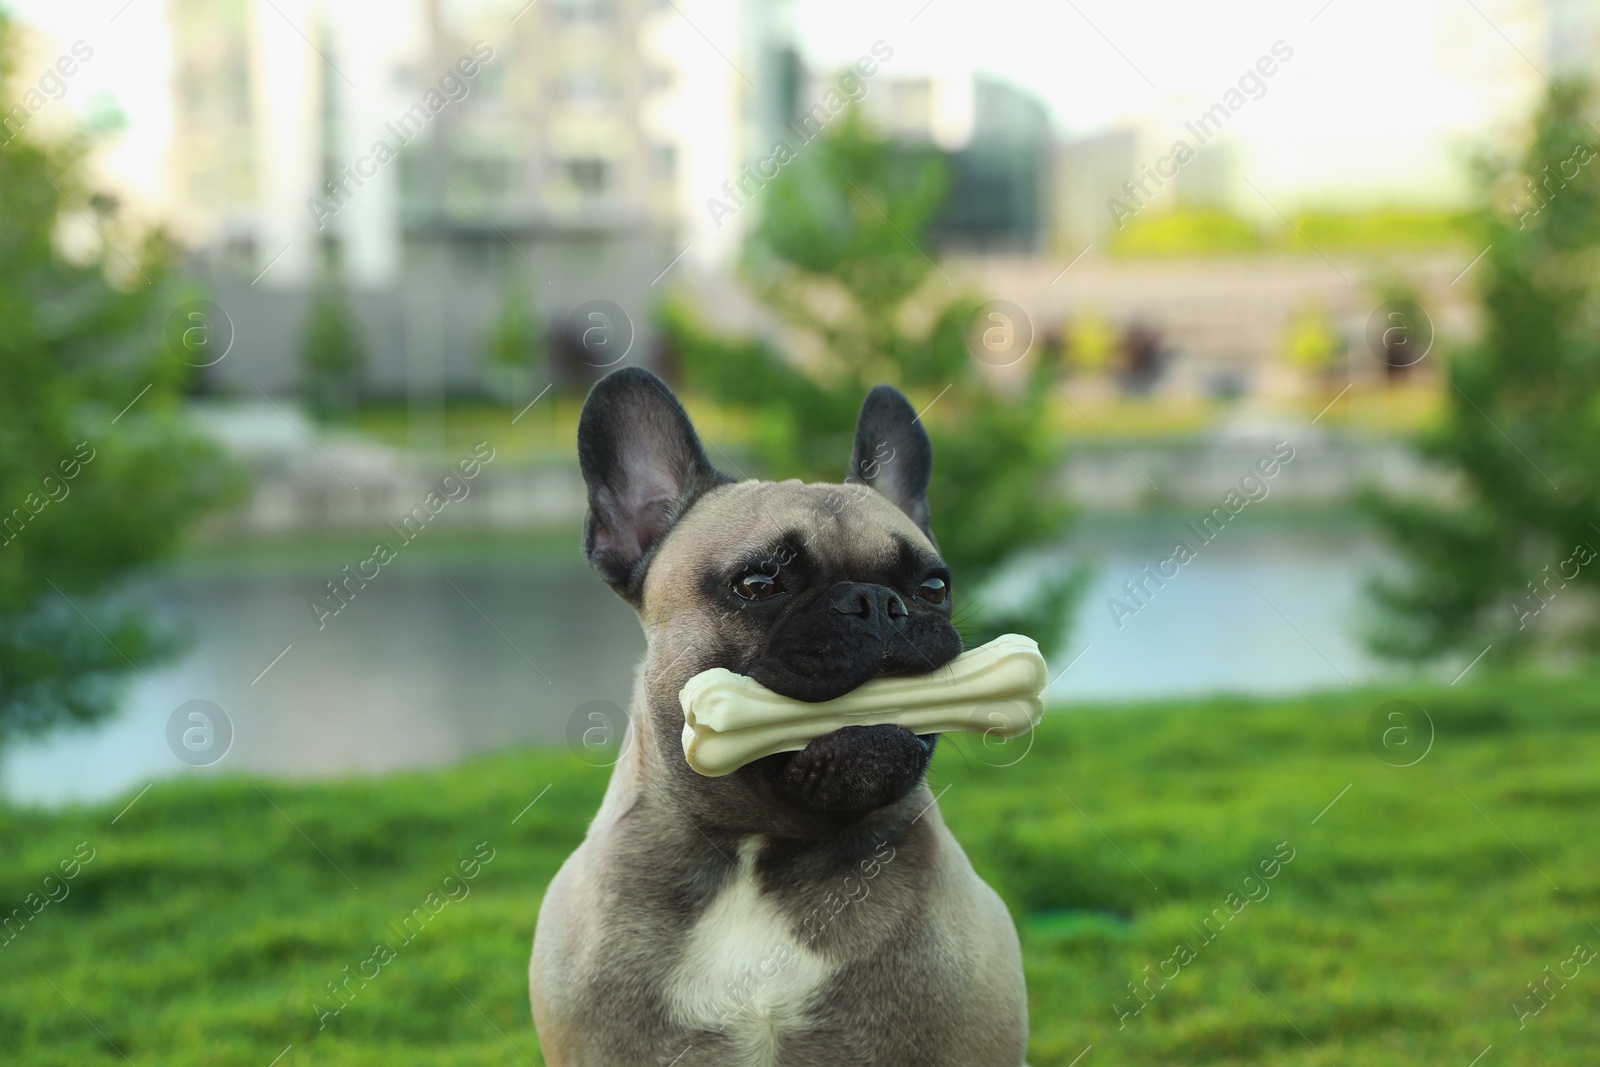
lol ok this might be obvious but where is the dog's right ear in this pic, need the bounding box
[577,368,730,603]
[846,384,935,540]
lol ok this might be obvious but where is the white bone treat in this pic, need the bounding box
[678,634,1048,776]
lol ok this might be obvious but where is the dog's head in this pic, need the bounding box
[577,368,962,835]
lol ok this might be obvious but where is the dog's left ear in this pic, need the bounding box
[577,368,730,602]
[846,384,934,540]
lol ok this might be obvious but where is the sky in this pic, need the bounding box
[2,0,174,205]
[2,0,1558,212]
[791,0,1554,206]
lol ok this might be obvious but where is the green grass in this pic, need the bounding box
[4,671,1597,1065]
[1107,208,1473,258]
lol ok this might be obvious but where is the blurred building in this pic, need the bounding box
[1050,129,1137,253]
[1049,126,1241,253]
[834,69,1053,253]
[167,0,260,275]
[146,0,1598,401]
[932,76,1052,253]
[165,0,790,395]
[1546,0,1600,78]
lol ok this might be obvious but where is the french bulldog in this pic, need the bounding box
[531,368,1028,1066]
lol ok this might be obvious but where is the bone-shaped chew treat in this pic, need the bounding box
[679,634,1047,777]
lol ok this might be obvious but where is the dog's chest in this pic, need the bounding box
[666,838,833,1061]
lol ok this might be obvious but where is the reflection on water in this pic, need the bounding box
[1038,522,1397,702]
[3,523,1402,807]
[3,552,643,807]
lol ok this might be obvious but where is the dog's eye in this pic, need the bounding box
[735,572,782,601]
[918,577,948,605]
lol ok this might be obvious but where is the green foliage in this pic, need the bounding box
[1366,79,1600,663]
[481,272,544,402]
[1290,208,1472,251]
[662,110,1082,655]
[1109,210,1263,256]
[1284,306,1342,373]
[299,284,367,418]
[0,13,237,745]
[4,671,1599,1064]
[1107,208,1471,258]
[480,275,544,375]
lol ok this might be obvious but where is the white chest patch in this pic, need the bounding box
[667,837,833,1063]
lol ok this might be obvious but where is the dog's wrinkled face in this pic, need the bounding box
[576,369,960,832]
[646,480,962,817]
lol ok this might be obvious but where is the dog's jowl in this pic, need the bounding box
[530,368,1029,1066]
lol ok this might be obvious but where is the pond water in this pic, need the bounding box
[1,522,1411,807]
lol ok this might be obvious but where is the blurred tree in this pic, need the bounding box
[481,271,544,403]
[1065,311,1118,376]
[0,13,237,746]
[1284,306,1342,382]
[1366,78,1600,662]
[299,282,367,419]
[661,111,1084,656]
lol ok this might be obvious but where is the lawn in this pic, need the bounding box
[2,670,1596,1065]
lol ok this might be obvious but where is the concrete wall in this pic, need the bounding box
[191,227,674,398]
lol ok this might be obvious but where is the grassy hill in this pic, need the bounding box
[3,670,1596,1065]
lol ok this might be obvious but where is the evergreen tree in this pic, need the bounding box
[482,272,544,402]
[0,13,237,744]
[299,283,367,418]
[1366,79,1600,662]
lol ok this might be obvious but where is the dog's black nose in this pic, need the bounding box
[825,582,908,631]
